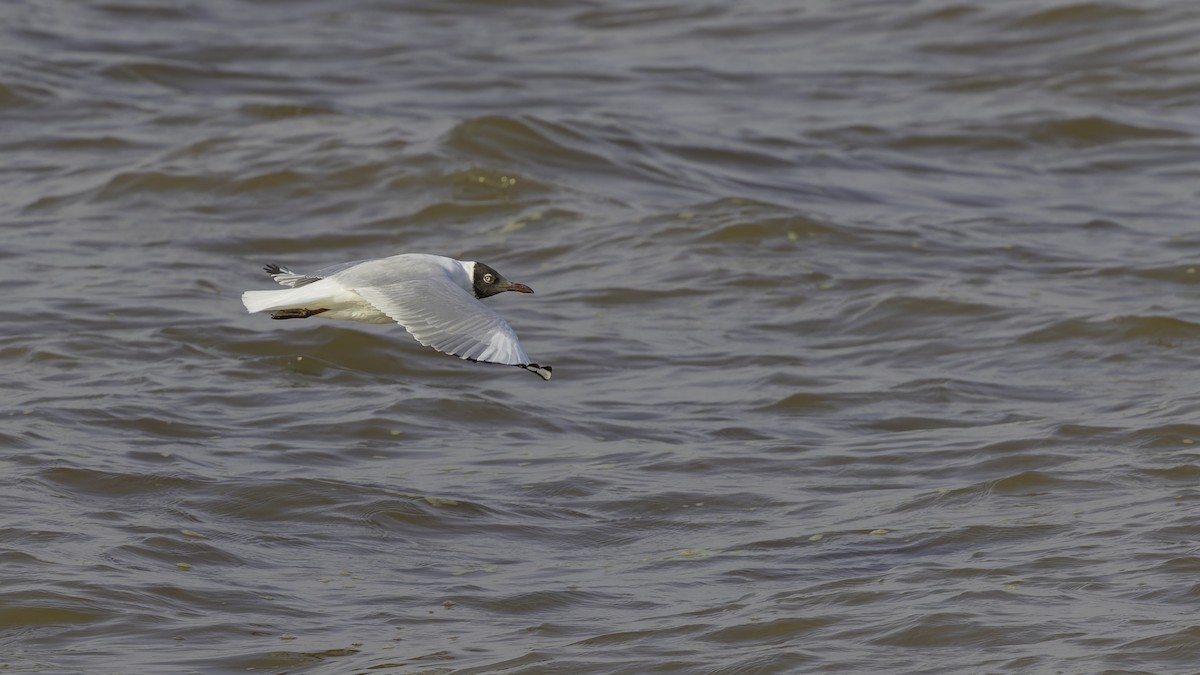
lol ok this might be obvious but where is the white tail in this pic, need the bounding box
[242,280,342,314]
[242,289,288,313]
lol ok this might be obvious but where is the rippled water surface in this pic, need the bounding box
[4,1,1200,673]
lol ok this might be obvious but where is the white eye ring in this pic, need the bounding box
[482,274,494,283]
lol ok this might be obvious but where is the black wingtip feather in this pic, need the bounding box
[523,363,553,381]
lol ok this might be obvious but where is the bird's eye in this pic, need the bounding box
[482,273,494,283]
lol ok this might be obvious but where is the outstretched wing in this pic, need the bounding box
[352,278,533,366]
[265,260,372,288]
[264,264,322,288]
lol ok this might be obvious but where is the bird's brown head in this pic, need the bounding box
[472,262,534,299]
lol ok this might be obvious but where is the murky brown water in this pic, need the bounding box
[4,1,1200,673]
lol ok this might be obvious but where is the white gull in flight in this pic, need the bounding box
[241,253,552,380]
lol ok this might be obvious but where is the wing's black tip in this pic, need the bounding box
[462,358,553,381]
[264,263,285,276]
[523,363,552,381]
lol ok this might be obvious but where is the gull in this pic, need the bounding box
[241,253,552,380]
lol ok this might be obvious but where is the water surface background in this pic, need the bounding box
[3,1,1200,673]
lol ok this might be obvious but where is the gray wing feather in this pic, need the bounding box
[312,260,371,278]
[351,279,532,366]
[264,264,322,288]
[266,260,371,288]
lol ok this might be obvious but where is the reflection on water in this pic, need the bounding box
[3,0,1200,672]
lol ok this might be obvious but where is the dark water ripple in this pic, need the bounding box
[4,0,1200,673]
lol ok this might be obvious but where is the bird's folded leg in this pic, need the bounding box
[269,308,329,320]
